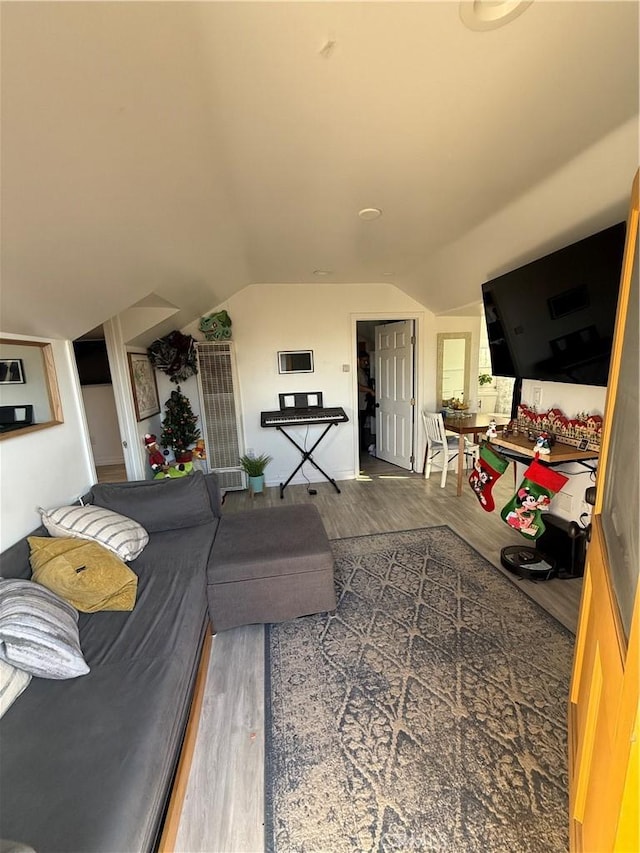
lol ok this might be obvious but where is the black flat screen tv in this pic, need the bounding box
[481,222,626,387]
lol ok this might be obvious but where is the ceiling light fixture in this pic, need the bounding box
[358,207,382,221]
[459,1,533,31]
[313,269,332,277]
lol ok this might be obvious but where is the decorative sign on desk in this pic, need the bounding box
[517,405,602,452]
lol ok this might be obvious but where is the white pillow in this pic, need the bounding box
[40,504,149,562]
[0,579,89,680]
[0,658,31,718]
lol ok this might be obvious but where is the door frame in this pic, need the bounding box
[103,317,146,481]
[351,311,426,474]
[568,171,639,851]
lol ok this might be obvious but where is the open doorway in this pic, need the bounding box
[73,328,126,483]
[356,318,417,475]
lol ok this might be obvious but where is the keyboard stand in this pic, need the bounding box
[276,423,342,499]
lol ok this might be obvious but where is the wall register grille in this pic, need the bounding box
[195,342,245,490]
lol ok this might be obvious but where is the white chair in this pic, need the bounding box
[421,411,479,488]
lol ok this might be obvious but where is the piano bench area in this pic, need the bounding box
[206,503,336,632]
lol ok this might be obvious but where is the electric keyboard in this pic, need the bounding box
[261,407,348,427]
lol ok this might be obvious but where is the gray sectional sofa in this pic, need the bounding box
[0,472,222,853]
[0,470,336,852]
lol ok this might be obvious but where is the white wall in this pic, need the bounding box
[185,283,434,485]
[517,378,605,524]
[521,378,607,419]
[0,334,95,550]
[80,384,125,465]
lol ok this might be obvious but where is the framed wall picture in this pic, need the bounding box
[127,352,160,421]
[0,359,25,384]
[277,350,314,374]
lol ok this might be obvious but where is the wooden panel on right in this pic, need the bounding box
[568,170,639,852]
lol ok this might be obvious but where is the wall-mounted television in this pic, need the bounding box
[482,222,626,387]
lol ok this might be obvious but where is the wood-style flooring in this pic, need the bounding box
[95,463,128,483]
[172,455,582,853]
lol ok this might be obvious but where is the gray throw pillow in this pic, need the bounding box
[90,470,216,532]
[0,579,90,679]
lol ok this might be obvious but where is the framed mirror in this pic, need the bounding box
[436,332,471,406]
[0,338,63,439]
[278,350,314,374]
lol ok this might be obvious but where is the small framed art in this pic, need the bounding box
[277,350,314,374]
[0,359,25,384]
[128,353,160,421]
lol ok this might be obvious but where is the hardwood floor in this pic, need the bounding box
[174,456,582,853]
[95,463,127,483]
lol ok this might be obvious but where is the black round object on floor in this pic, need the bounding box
[501,545,557,581]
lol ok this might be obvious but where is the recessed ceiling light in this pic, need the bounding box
[460,1,533,31]
[382,272,394,277]
[313,269,333,277]
[358,208,382,221]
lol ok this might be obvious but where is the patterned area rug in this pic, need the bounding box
[265,526,573,853]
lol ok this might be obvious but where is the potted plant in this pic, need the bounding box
[478,373,493,387]
[160,387,201,463]
[239,452,273,496]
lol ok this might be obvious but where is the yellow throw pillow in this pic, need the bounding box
[28,537,138,613]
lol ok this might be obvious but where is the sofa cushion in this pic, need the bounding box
[40,504,149,562]
[0,526,49,581]
[0,659,31,718]
[0,579,89,679]
[210,504,333,583]
[90,471,216,532]
[29,537,138,613]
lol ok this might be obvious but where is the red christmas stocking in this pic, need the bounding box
[468,443,509,512]
[501,458,569,539]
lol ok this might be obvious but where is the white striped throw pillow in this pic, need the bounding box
[40,504,149,562]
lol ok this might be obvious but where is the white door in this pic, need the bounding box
[375,320,415,469]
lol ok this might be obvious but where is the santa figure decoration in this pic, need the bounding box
[486,419,498,439]
[144,434,167,475]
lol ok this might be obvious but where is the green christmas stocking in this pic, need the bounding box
[468,443,509,512]
[500,459,569,539]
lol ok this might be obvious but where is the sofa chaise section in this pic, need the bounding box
[0,473,220,853]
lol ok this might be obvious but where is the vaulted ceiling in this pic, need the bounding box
[1,1,638,344]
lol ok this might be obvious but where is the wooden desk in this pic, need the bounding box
[490,432,600,465]
[443,413,511,496]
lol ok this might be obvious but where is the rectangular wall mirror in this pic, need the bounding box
[278,350,314,374]
[436,332,471,407]
[0,338,63,438]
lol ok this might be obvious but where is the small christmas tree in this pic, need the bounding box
[160,386,201,459]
